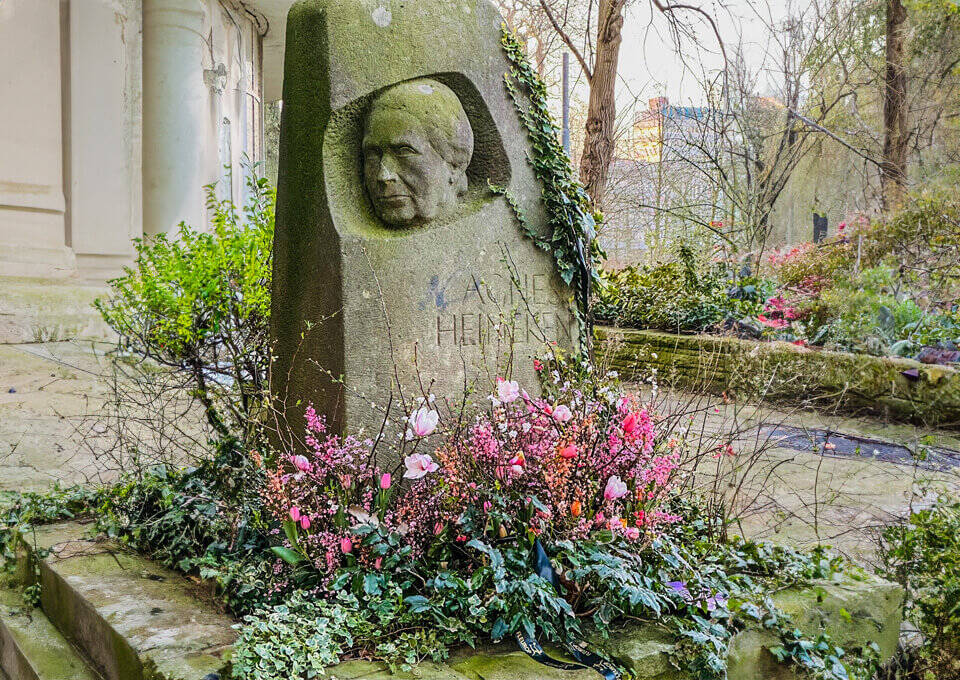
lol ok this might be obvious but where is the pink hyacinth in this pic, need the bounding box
[553,405,573,423]
[406,407,439,439]
[403,453,440,479]
[604,475,628,501]
[496,378,521,404]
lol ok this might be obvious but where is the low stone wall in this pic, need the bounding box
[324,572,901,679]
[597,327,960,428]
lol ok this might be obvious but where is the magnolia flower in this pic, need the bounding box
[553,405,573,423]
[403,453,439,479]
[406,407,439,439]
[604,475,628,501]
[290,455,312,472]
[379,473,392,490]
[559,443,577,460]
[496,378,521,404]
[340,537,353,554]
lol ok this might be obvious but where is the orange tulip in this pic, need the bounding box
[570,500,582,517]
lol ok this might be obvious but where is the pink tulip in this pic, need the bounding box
[496,378,521,404]
[624,526,641,540]
[380,473,392,489]
[553,405,573,423]
[406,407,439,439]
[622,412,639,434]
[374,557,383,570]
[290,455,312,472]
[300,516,311,530]
[559,443,578,459]
[604,475,628,501]
[340,537,353,554]
[289,506,301,522]
[483,501,493,512]
[403,453,439,479]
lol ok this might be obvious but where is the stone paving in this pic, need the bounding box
[0,340,957,568]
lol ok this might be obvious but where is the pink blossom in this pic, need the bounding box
[340,537,353,554]
[380,473,392,490]
[404,453,440,479]
[290,455,312,472]
[604,475,628,501]
[553,405,573,423]
[496,378,521,404]
[406,407,439,439]
[289,506,301,522]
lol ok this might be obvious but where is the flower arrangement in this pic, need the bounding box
[260,365,682,584]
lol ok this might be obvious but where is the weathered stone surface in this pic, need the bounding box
[271,0,577,441]
[16,521,235,680]
[0,587,100,680]
[598,327,960,427]
[0,276,112,344]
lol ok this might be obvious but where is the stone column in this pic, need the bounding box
[142,0,206,237]
[0,0,76,278]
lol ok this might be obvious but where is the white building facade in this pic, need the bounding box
[0,0,293,281]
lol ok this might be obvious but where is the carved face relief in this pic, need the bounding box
[362,79,474,228]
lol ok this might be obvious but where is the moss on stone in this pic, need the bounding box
[597,327,960,427]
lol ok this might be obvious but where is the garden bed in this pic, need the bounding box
[597,327,960,428]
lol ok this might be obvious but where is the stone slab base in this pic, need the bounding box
[6,520,902,680]
[0,276,113,344]
[0,587,100,680]
[15,521,235,680]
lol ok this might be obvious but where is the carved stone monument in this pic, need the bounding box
[271,0,577,439]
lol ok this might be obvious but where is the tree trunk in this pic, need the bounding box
[881,0,908,210]
[579,0,625,209]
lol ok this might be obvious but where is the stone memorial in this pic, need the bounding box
[270,0,577,440]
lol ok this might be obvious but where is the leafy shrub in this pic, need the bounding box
[596,245,770,333]
[95,174,274,448]
[882,497,960,679]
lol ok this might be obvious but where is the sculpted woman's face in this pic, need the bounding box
[362,80,473,228]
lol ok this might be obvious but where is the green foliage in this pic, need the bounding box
[96,452,275,616]
[596,246,770,333]
[231,592,372,680]
[497,27,603,348]
[95,172,275,444]
[882,497,960,679]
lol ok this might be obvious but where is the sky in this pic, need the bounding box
[559,0,803,111]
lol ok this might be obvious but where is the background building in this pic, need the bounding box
[0,0,295,281]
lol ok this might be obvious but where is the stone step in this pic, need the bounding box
[0,586,102,680]
[15,520,236,680]
[0,276,113,344]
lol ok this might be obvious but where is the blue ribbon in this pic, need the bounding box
[515,540,622,680]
